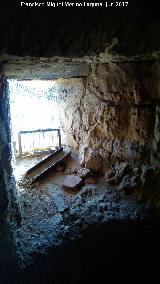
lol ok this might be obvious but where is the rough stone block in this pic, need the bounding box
[85,150,103,174]
[62,175,83,191]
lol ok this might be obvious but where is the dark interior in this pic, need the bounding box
[0,1,160,284]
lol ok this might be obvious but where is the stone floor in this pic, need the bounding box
[11,152,160,284]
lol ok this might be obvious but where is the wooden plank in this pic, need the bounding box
[33,151,71,183]
[26,147,63,175]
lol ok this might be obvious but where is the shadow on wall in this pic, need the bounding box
[0,65,19,284]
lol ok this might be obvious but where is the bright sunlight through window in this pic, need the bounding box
[8,79,64,157]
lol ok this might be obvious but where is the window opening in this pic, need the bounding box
[8,79,63,157]
[8,79,67,183]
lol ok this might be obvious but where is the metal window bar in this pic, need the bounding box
[17,128,61,157]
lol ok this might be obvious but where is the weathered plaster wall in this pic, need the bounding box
[55,78,86,149]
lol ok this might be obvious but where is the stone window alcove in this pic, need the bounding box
[0,57,89,212]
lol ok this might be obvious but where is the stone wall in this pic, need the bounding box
[152,106,160,168]
[80,60,159,169]
[57,60,160,172]
[0,64,18,283]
